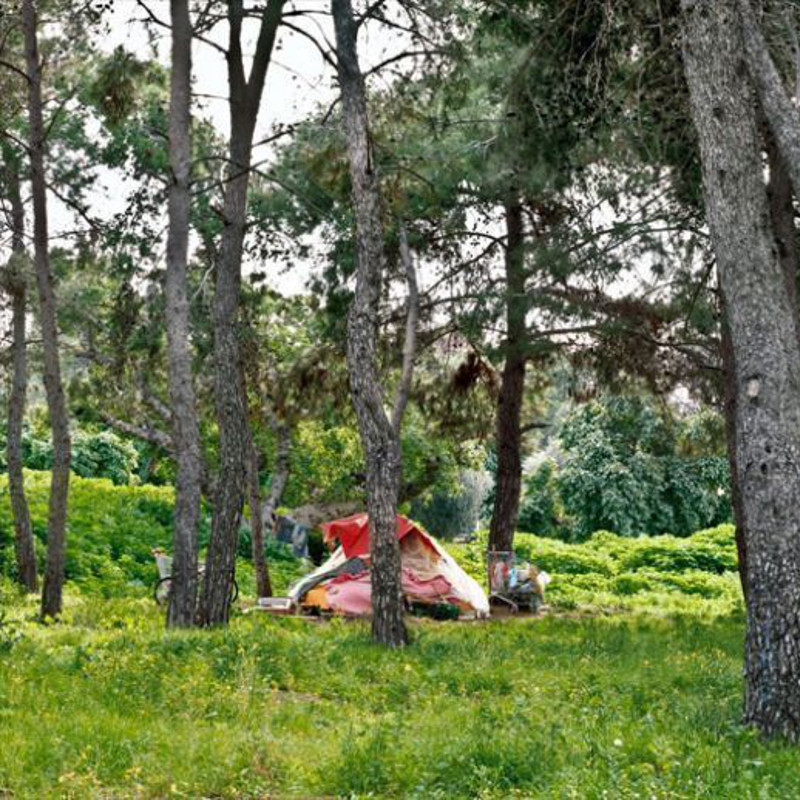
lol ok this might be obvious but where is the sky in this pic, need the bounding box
[48,0,405,294]
[37,3,681,322]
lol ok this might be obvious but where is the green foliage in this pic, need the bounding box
[517,459,559,537]
[411,469,492,539]
[554,397,731,539]
[0,427,140,485]
[0,471,175,592]
[283,422,363,506]
[83,46,154,127]
[70,431,140,486]
[0,472,307,598]
[448,523,741,615]
[281,413,477,510]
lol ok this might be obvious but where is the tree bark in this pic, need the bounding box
[738,0,800,200]
[719,299,747,599]
[260,416,291,525]
[247,439,272,598]
[22,0,71,619]
[488,197,527,553]
[764,130,799,322]
[164,0,203,627]
[391,220,419,436]
[198,0,284,626]
[2,156,37,592]
[332,0,407,647]
[682,0,800,739]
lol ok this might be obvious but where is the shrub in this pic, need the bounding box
[70,430,140,485]
[12,428,141,485]
[514,532,616,576]
[618,536,736,575]
[613,572,661,596]
[0,471,307,597]
[411,469,492,539]
[553,396,731,539]
[517,460,559,537]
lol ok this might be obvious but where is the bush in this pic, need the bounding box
[448,524,741,613]
[613,572,661,596]
[9,428,141,485]
[517,460,559,537]
[514,532,616,576]
[0,471,307,597]
[70,430,140,485]
[0,471,177,590]
[411,469,492,539]
[617,534,737,574]
[551,396,731,539]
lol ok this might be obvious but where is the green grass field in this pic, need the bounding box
[1,588,797,799]
[0,476,788,797]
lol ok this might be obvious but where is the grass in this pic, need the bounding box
[0,476,776,796]
[1,587,798,798]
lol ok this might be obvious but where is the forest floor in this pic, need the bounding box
[1,591,797,798]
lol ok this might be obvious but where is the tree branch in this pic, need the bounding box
[100,412,173,451]
[0,58,29,83]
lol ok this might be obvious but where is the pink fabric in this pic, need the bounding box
[401,569,452,601]
[326,572,372,615]
[323,568,454,616]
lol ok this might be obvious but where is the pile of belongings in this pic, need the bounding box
[287,513,490,618]
[488,551,551,612]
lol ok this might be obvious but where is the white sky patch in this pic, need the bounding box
[45,0,408,296]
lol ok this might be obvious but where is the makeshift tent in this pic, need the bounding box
[287,513,490,618]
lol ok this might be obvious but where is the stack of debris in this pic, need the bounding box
[287,513,490,618]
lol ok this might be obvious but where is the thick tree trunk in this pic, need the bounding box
[3,158,37,592]
[198,0,284,625]
[332,0,407,647]
[247,439,272,598]
[683,0,800,739]
[165,0,203,628]
[23,0,71,619]
[488,197,527,554]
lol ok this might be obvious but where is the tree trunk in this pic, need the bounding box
[23,0,71,619]
[198,0,284,626]
[738,0,800,199]
[332,0,407,647]
[682,0,800,739]
[764,130,799,323]
[199,133,250,625]
[488,197,527,554]
[3,157,37,592]
[719,299,747,600]
[164,0,203,627]
[260,416,291,525]
[391,220,419,435]
[247,439,272,598]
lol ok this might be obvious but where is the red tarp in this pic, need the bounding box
[320,513,435,559]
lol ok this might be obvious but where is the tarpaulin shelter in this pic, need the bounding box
[288,513,490,618]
